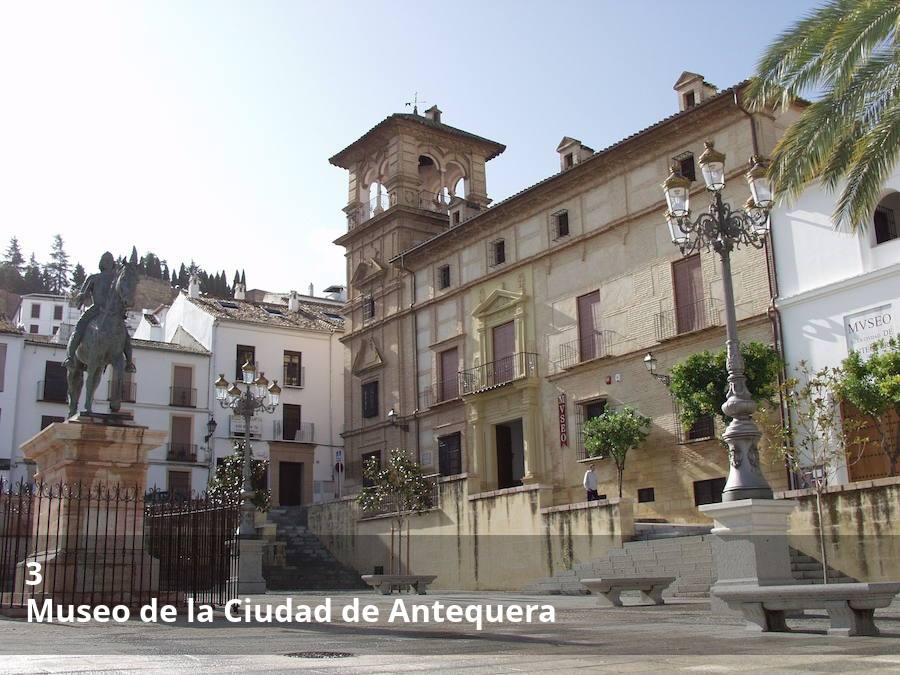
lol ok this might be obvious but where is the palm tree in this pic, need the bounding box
[745,0,900,231]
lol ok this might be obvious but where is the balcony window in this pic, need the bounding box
[438,347,459,402]
[235,345,256,381]
[167,470,192,500]
[168,416,196,462]
[170,365,196,407]
[284,351,303,387]
[438,432,462,477]
[282,403,302,441]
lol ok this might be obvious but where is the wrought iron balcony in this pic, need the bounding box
[169,386,197,408]
[421,378,461,408]
[167,443,198,462]
[107,380,137,403]
[459,352,538,396]
[37,380,67,403]
[557,331,614,369]
[655,298,721,342]
[273,421,315,443]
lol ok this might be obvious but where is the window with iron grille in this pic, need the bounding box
[235,345,255,381]
[552,210,570,240]
[437,264,451,290]
[673,151,696,181]
[637,487,656,503]
[362,295,375,321]
[488,239,506,267]
[438,432,462,477]
[673,398,716,444]
[284,350,302,387]
[693,476,726,506]
[574,398,607,460]
[361,381,379,419]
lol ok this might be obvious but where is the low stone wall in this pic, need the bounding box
[306,475,633,590]
[778,476,900,582]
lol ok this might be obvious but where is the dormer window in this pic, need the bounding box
[673,151,696,182]
[452,210,461,225]
[552,210,570,240]
[438,264,451,290]
[488,239,506,267]
[683,91,696,108]
[564,153,574,169]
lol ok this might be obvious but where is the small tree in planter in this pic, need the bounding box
[207,441,271,512]
[767,362,866,583]
[837,337,900,476]
[582,407,650,498]
[669,341,781,430]
[357,448,433,575]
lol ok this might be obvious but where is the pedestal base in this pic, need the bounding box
[700,498,797,615]
[233,539,267,595]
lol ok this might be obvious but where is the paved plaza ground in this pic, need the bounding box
[1,591,899,673]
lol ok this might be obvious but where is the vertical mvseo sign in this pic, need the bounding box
[558,393,568,447]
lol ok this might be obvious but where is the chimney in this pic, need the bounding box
[308,283,314,297]
[424,105,442,124]
[288,290,300,313]
[188,274,200,299]
[674,71,717,112]
[233,281,245,301]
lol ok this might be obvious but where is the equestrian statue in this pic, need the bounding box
[64,252,138,418]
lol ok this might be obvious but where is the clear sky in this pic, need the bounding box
[0,0,822,295]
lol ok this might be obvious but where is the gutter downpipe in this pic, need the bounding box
[397,252,421,464]
[734,89,795,490]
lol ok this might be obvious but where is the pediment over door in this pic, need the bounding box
[472,288,525,319]
[352,336,385,376]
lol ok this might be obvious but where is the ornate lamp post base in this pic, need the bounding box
[721,414,774,502]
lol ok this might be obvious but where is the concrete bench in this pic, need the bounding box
[581,576,676,607]
[361,574,437,595]
[714,582,900,637]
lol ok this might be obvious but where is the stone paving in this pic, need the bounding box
[0,591,898,673]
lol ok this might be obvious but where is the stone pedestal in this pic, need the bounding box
[12,421,167,606]
[234,538,267,595]
[700,498,797,615]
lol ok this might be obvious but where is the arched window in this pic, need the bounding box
[873,192,900,245]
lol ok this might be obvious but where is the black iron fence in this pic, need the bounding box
[420,379,461,408]
[169,386,197,408]
[166,443,199,462]
[459,352,538,395]
[655,298,721,341]
[557,331,614,369]
[0,480,239,609]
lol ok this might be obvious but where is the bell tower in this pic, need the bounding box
[330,107,504,486]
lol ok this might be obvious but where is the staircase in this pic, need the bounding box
[263,506,367,591]
[523,522,855,596]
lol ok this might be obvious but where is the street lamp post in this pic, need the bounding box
[661,142,775,501]
[214,362,282,537]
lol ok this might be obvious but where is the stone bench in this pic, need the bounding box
[581,576,676,607]
[714,582,900,637]
[361,574,437,595]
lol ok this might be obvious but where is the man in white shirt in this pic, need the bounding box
[583,464,599,502]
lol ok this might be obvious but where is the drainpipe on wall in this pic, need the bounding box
[397,253,421,464]
[734,89,795,490]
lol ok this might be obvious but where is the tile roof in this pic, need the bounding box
[187,295,344,332]
[23,332,210,355]
[330,113,506,167]
[0,315,22,335]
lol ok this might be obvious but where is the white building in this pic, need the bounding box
[0,317,25,482]
[135,280,345,506]
[13,293,81,338]
[774,166,900,483]
[8,330,212,493]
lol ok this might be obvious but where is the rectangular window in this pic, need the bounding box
[672,254,704,335]
[686,414,715,441]
[637,487,656,503]
[30,304,40,319]
[53,305,63,321]
[564,153,574,168]
[169,416,194,461]
[438,264,451,290]
[575,399,607,460]
[29,325,38,334]
[439,347,459,402]
[684,91,696,108]
[693,477,727,506]
[488,239,506,267]
[0,343,6,392]
[42,361,67,402]
[236,345,256,381]
[167,470,192,500]
[40,415,64,430]
[452,211,461,225]
[552,210,569,239]
[361,381,379,419]
[874,205,898,244]
[171,365,195,407]
[673,151,696,181]
[282,403,302,440]
[284,351,303,387]
[361,450,381,487]
[362,295,375,321]
[438,432,462,477]
[577,290,602,362]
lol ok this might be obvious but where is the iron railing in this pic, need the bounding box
[421,379,461,408]
[273,421,315,443]
[346,190,452,229]
[359,473,441,517]
[167,443,199,462]
[283,365,305,389]
[36,380,67,403]
[169,386,197,408]
[459,352,538,395]
[107,380,137,403]
[558,331,613,369]
[0,479,239,609]
[673,399,717,444]
[655,298,720,341]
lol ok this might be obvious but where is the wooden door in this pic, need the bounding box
[173,366,194,406]
[492,321,516,385]
[170,416,193,461]
[439,348,458,401]
[673,255,703,334]
[577,291,601,361]
[496,425,514,489]
[279,461,304,506]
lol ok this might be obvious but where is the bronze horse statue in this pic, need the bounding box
[66,263,138,417]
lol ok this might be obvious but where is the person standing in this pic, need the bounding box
[583,463,599,501]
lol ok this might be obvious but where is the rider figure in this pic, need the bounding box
[63,252,135,372]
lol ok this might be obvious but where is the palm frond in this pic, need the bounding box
[828,0,900,92]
